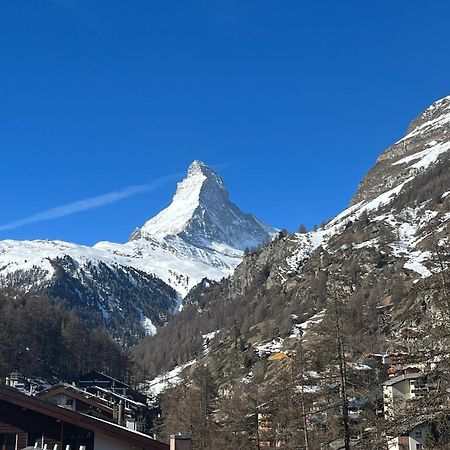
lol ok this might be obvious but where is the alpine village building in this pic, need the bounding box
[0,371,191,450]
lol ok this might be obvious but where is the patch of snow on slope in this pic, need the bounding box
[409,141,450,169]
[362,178,414,212]
[142,360,196,398]
[202,330,221,355]
[290,310,326,338]
[386,206,438,278]
[404,252,432,278]
[141,315,157,336]
[286,234,315,270]
[391,141,437,166]
[353,238,379,250]
[327,179,411,231]
[254,338,284,356]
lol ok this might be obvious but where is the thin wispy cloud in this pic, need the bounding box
[0,173,182,233]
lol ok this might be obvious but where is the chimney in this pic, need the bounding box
[170,434,192,450]
[118,400,125,426]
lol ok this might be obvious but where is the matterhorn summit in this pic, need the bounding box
[95,160,278,293]
[0,161,277,340]
[135,160,277,250]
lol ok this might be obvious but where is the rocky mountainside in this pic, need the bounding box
[0,162,276,343]
[135,95,450,389]
[353,95,450,205]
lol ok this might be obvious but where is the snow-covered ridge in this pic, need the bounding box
[286,126,448,280]
[397,95,450,144]
[392,140,450,169]
[286,176,415,269]
[139,161,210,240]
[0,161,276,300]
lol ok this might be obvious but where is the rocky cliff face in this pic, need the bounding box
[352,95,450,205]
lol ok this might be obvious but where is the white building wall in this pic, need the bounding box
[409,426,425,449]
[94,433,137,450]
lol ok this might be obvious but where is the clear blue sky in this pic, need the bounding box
[1,0,449,245]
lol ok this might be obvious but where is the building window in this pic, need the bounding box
[415,430,422,438]
[416,445,423,450]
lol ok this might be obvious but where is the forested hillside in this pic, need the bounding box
[0,290,129,383]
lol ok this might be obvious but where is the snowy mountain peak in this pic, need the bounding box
[135,161,277,250]
[187,160,225,187]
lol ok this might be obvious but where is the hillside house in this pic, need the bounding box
[383,370,429,450]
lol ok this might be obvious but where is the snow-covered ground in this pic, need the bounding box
[202,330,221,355]
[141,360,196,398]
[392,140,450,168]
[290,310,326,338]
[254,338,285,357]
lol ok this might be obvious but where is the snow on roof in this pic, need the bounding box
[89,385,146,408]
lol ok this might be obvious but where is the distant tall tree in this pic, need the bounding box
[298,224,308,234]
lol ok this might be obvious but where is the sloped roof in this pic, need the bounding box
[0,385,168,450]
[382,372,422,386]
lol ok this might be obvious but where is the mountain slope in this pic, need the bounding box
[0,162,276,341]
[134,94,450,383]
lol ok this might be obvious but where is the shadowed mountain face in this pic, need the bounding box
[0,162,276,343]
